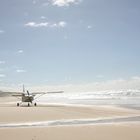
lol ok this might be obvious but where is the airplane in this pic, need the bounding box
[1,85,64,107]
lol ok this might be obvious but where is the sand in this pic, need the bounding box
[0,97,140,140]
[0,124,140,140]
[0,105,139,123]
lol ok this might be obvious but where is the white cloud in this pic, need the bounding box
[32,0,37,4]
[131,76,140,80]
[1,77,140,92]
[0,61,5,64]
[63,76,72,82]
[0,74,6,78]
[58,21,66,27]
[25,22,49,27]
[40,16,46,19]
[25,21,67,28]
[52,0,81,7]
[16,69,27,73]
[0,30,5,34]
[87,25,92,29]
[18,50,24,53]
[27,77,140,92]
[50,21,66,27]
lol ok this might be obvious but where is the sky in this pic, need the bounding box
[0,0,140,91]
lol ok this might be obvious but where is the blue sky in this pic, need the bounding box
[0,0,140,91]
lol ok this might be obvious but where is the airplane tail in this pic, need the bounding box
[22,85,30,96]
[23,84,25,93]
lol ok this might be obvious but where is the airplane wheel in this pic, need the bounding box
[34,103,37,106]
[28,103,30,107]
[17,103,19,106]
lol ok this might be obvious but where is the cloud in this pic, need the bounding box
[63,76,72,82]
[86,77,140,91]
[40,16,46,19]
[52,0,81,7]
[25,22,49,27]
[16,69,27,73]
[32,0,37,4]
[10,76,140,92]
[87,25,92,29]
[131,76,140,80]
[0,74,6,78]
[0,30,5,34]
[58,21,66,27]
[17,50,24,54]
[25,21,67,28]
[1,76,140,92]
[0,61,6,64]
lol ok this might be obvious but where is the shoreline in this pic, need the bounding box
[0,98,140,140]
[0,123,140,140]
[0,115,140,129]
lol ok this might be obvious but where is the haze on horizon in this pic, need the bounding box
[0,0,140,92]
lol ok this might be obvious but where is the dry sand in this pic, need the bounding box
[0,97,140,140]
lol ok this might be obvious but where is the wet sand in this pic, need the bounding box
[0,98,140,140]
[0,105,139,123]
[0,124,140,140]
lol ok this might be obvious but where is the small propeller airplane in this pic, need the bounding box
[1,85,64,107]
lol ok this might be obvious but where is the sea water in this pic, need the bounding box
[36,90,140,109]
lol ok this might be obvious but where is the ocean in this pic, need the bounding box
[36,90,140,109]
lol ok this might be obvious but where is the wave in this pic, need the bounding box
[35,91,140,106]
[0,115,140,129]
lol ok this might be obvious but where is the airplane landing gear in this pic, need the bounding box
[16,102,37,107]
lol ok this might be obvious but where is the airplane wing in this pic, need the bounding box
[46,91,64,94]
[0,91,23,97]
[33,91,64,100]
[32,91,64,95]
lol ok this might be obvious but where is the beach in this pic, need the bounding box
[0,124,140,140]
[0,98,140,140]
[1,0,140,139]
